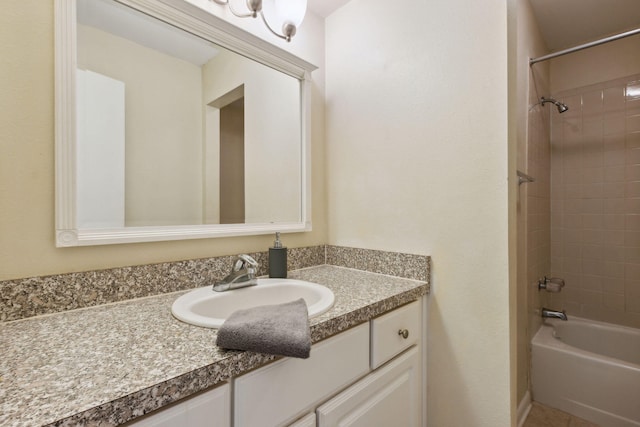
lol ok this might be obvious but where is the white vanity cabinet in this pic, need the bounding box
[235,299,424,427]
[234,323,371,427]
[312,301,423,427]
[125,382,230,427]
[316,347,422,427]
[370,298,422,369]
[126,298,424,427]
[288,413,317,427]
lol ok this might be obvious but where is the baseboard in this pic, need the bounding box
[517,391,532,427]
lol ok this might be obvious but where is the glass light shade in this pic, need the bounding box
[274,0,307,26]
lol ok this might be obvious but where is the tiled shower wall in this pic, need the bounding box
[549,74,640,328]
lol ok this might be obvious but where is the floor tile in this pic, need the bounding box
[523,402,599,427]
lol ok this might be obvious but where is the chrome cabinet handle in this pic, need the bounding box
[398,329,409,339]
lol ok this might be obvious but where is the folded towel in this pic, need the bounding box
[215,298,311,359]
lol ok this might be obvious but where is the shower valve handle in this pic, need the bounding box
[538,276,565,292]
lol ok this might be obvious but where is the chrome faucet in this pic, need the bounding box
[541,307,568,321]
[213,254,259,292]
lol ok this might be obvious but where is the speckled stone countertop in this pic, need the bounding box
[0,265,428,427]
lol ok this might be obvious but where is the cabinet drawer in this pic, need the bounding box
[370,300,421,369]
[317,346,422,427]
[234,322,370,427]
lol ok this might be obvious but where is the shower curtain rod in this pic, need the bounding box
[529,27,640,65]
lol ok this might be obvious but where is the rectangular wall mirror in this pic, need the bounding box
[55,0,316,246]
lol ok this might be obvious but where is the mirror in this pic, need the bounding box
[55,0,316,246]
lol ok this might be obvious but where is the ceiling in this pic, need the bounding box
[307,0,350,18]
[307,0,640,53]
[529,0,640,51]
[78,0,219,65]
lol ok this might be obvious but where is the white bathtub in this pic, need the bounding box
[532,316,640,427]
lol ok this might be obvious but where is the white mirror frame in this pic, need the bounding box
[55,0,316,246]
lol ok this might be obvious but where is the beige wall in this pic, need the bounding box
[326,0,511,425]
[219,99,245,224]
[512,0,551,409]
[202,49,301,224]
[550,35,640,94]
[78,24,204,226]
[0,0,326,280]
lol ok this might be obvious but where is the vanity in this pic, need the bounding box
[130,294,423,427]
[0,264,428,426]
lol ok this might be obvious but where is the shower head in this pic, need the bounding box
[541,97,569,113]
[556,102,569,113]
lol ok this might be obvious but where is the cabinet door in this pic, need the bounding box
[317,347,421,427]
[288,413,316,427]
[234,323,370,427]
[126,383,230,427]
[186,384,231,427]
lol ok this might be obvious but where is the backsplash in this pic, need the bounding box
[0,245,429,322]
[326,245,430,282]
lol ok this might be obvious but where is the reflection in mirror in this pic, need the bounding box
[76,0,301,227]
[55,0,316,245]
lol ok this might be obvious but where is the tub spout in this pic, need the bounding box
[541,307,568,321]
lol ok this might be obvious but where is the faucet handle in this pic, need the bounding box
[547,277,565,287]
[538,276,565,292]
[232,254,259,272]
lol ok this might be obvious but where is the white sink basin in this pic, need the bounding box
[171,278,335,328]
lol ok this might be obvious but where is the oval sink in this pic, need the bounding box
[171,278,335,328]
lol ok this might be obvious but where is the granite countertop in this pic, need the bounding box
[0,265,428,427]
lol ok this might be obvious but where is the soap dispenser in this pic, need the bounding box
[268,232,287,278]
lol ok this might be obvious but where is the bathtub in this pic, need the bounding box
[532,316,640,427]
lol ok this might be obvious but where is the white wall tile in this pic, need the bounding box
[551,75,640,327]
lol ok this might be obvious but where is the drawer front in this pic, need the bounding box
[370,299,421,369]
[234,322,370,427]
[317,346,422,427]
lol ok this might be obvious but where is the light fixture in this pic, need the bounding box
[210,0,307,42]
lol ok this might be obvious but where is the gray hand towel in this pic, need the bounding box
[215,298,311,359]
